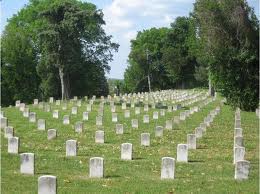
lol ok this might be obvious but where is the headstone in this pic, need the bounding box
[160,109,165,116]
[83,112,89,121]
[167,106,172,112]
[87,104,92,112]
[1,117,8,129]
[144,104,149,112]
[124,110,130,118]
[4,126,14,138]
[235,119,241,129]
[180,112,186,121]
[173,116,180,125]
[161,157,175,179]
[89,157,104,178]
[44,104,51,112]
[75,121,83,133]
[112,113,118,122]
[20,103,26,111]
[122,103,127,110]
[52,110,59,119]
[177,144,188,162]
[38,175,57,194]
[63,115,70,125]
[195,127,203,138]
[116,124,124,134]
[234,160,250,180]
[23,108,29,117]
[187,134,196,149]
[49,97,54,103]
[234,136,243,147]
[155,126,163,137]
[135,107,140,115]
[234,128,243,137]
[165,120,173,130]
[15,100,21,107]
[66,140,77,156]
[8,137,19,154]
[131,119,138,128]
[95,130,104,143]
[96,116,103,126]
[143,115,149,123]
[200,123,207,132]
[20,153,34,174]
[29,112,36,123]
[48,129,57,140]
[62,104,67,110]
[34,99,39,105]
[55,100,61,106]
[121,143,132,160]
[38,119,46,130]
[153,111,159,119]
[71,107,78,115]
[233,146,245,164]
[141,133,150,146]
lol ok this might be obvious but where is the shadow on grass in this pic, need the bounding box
[133,157,145,160]
[105,174,121,178]
[188,159,205,163]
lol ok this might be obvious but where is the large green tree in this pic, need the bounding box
[194,0,259,110]
[1,0,118,105]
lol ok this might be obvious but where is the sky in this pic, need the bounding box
[1,0,259,79]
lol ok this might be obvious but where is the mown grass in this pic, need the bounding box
[1,93,259,194]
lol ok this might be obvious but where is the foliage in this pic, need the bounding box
[1,0,118,105]
[193,0,259,111]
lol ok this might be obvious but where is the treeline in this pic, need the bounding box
[124,0,259,111]
[1,0,118,106]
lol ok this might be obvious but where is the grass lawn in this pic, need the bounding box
[1,92,259,193]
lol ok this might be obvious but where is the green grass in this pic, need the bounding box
[1,93,259,194]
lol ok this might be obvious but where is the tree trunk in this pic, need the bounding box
[147,74,151,93]
[59,67,70,100]
[208,78,215,96]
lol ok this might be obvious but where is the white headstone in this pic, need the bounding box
[4,126,14,138]
[38,175,57,194]
[234,128,243,137]
[95,131,104,143]
[116,124,124,134]
[23,108,29,117]
[75,121,83,133]
[82,112,89,121]
[131,119,138,128]
[124,110,130,118]
[87,104,92,112]
[195,127,203,138]
[112,113,118,122]
[121,143,132,160]
[89,157,104,178]
[8,137,19,154]
[143,115,149,123]
[161,157,175,179]
[155,126,163,137]
[34,99,39,105]
[153,111,159,119]
[187,134,196,149]
[235,160,250,180]
[96,116,103,126]
[141,133,150,146]
[20,153,34,174]
[177,144,188,162]
[29,112,36,123]
[234,136,243,147]
[48,129,57,140]
[160,109,165,116]
[63,115,70,125]
[135,107,140,115]
[165,120,173,130]
[52,110,59,119]
[233,146,245,164]
[66,140,77,156]
[71,107,78,115]
[38,119,46,130]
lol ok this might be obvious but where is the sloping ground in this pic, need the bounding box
[1,96,259,193]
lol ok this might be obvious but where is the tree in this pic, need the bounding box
[38,0,118,100]
[194,0,259,110]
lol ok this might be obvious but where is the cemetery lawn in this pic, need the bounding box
[1,95,259,193]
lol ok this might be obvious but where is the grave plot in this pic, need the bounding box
[1,89,259,193]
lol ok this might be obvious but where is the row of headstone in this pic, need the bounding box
[233,108,250,180]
